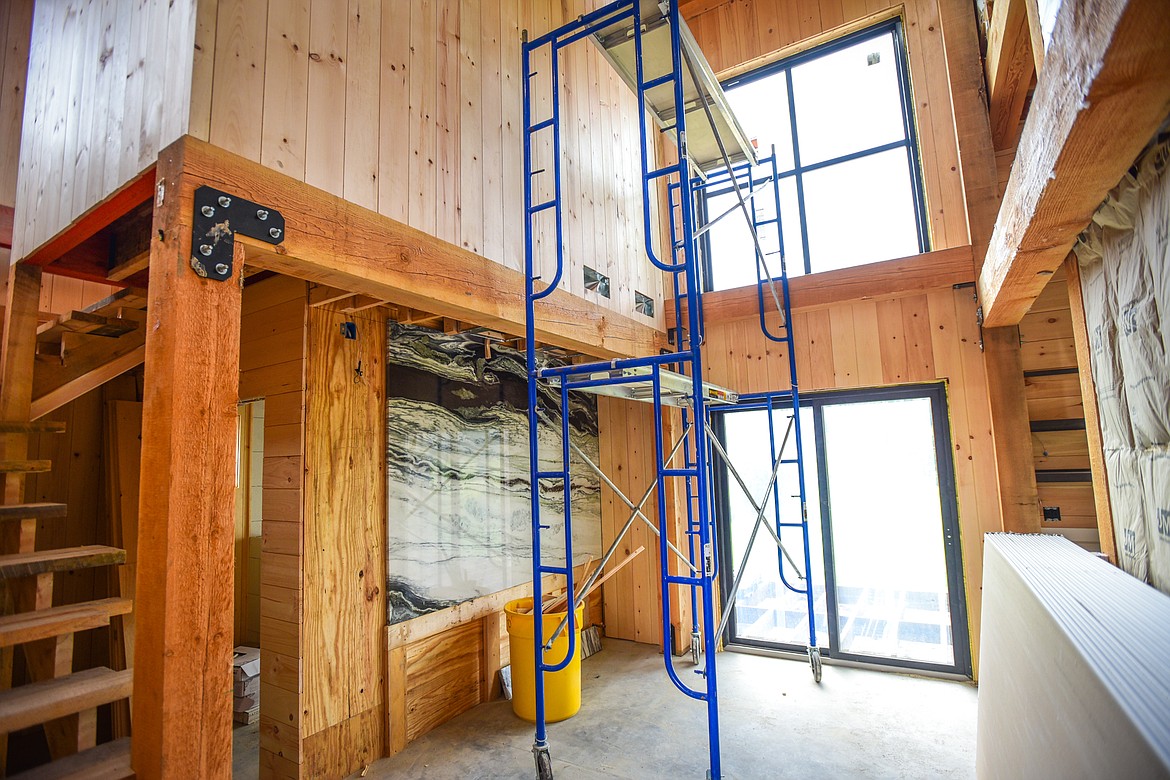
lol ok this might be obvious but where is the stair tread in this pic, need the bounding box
[0,460,52,474]
[37,312,139,343]
[0,598,133,647]
[0,420,66,435]
[10,736,132,780]
[0,546,126,580]
[0,503,68,521]
[0,667,133,735]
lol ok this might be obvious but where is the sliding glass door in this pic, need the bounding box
[714,384,970,676]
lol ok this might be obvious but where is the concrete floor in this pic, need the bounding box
[233,720,259,780]
[356,639,977,779]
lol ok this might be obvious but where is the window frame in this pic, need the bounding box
[701,17,930,287]
[711,383,972,678]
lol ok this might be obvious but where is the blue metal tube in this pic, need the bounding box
[520,33,551,753]
[532,43,565,302]
[632,2,687,273]
[541,380,579,673]
[537,350,687,378]
[524,0,630,48]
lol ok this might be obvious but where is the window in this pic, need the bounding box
[712,385,971,677]
[703,20,928,291]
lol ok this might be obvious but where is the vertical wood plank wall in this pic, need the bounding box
[683,0,970,253]
[238,275,308,779]
[190,0,665,328]
[724,289,997,674]
[300,302,388,778]
[1,0,34,278]
[10,0,197,262]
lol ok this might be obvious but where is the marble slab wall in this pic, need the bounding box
[386,323,602,623]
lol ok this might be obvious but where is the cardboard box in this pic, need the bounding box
[232,646,260,681]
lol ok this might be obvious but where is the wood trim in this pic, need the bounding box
[18,171,154,268]
[1064,255,1116,563]
[979,0,1170,327]
[983,327,1042,533]
[671,246,974,327]
[169,135,666,360]
[0,205,13,250]
[709,5,905,82]
[131,148,241,779]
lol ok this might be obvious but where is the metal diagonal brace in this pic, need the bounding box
[537,410,697,575]
[707,416,802,643]
[707,425,804,577]
[681,49,787,327]
[543,423,692,648]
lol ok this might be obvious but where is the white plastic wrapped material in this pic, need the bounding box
[1108,449,1149,583]
[1109,242,1169,447]
[1080,254,1134,450]
[1141,448,1170,592]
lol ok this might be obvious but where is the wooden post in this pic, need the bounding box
[983,327,1042,533]
[131,142,242,779]
[939,0,1042,536]
[1064,255,1116,562]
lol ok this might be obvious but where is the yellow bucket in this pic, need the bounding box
[504,597,585,723]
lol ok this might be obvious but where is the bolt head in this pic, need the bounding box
[201,205,215,217]
[218,195,231,208]
[256,208,269,221]
[199,244,213,256]
[269,227,282,239]
[214,263,230,276]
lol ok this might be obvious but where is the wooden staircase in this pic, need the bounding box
[0,267,138,777]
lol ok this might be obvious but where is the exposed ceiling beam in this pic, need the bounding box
[978,0,1170,327]
[170,136,666,360]
[985,0,1036,151]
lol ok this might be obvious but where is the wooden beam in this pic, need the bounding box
[983,327,1042,533]
[979,0,1170,327]
[671,246,974,327]
[940,0,1039,519]
[168,135,665,359]
[985,0,1035,151]
[1064,255,1116,562]
[18,171,154,267]
[131,146,240,780]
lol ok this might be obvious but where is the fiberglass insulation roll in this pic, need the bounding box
[1075,134,1170,595]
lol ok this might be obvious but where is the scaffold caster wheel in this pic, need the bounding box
[808,646,822,683]
[534,744,554,780]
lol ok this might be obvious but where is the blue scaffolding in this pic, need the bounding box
[521,3,818,777]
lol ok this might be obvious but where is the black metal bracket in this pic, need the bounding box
[190,187,286,281]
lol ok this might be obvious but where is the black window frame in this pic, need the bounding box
[701,17,930,288]
[710,383,972,679]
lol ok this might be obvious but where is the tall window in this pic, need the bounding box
[703,20,928,291]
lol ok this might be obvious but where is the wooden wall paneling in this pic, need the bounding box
[479,0,504,264]
[342,0,379,211]
[301,302,386,773]
[376,0,409,225]
[904,295,936,381]
[500,0,522,272]
[407,0,437,237]
[259,0,311,182]
[403,621,481,742]
[239,274,308,775]
[0,0,33,210]
[852,300,883,386]
[434,0,460,246]
[189,0,218,141]
[304,0,346,197]
[457,0,482,256]
[61,0,96,228]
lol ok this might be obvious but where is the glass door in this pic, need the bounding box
[715,384,970,676]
